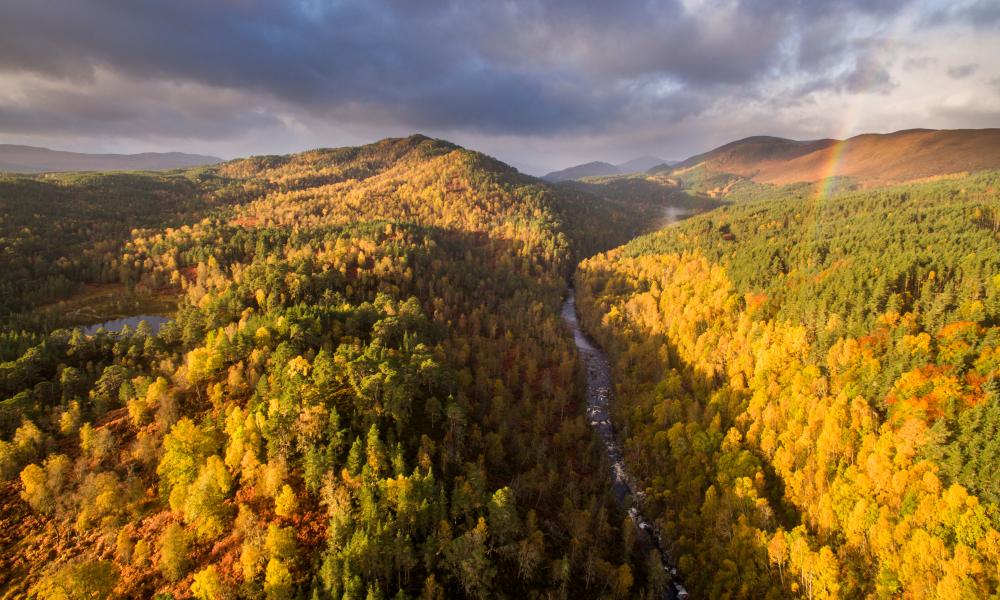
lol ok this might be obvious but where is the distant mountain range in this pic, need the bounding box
[545,128,1000,187]
[0,144,223,173]
[542,155,670,182]
[659,128,1000,185]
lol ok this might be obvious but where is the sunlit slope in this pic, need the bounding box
[663,128,1000,186]
[0,135,661,598]
[0,135,642,329]
[576,171,1000,597]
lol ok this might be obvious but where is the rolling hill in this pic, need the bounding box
[0,144,223,173]
[542,160,621,182]
[662,128,1000,186]
[575,169,1000,597]
[0,135,669,599]
[542,155,671,182]
[617,155,668,172]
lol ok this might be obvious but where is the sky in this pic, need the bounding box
[1,0,998,175]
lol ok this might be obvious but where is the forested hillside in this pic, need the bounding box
[9,129,993,600]
[0,168,245,328]
[558,173,720,212]
[0,136,664,598]
[576,172,1000,597]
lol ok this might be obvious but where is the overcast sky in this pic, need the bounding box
[1,0,998,174]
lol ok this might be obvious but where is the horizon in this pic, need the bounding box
[9,125,1000,177]
[1,0,999,174]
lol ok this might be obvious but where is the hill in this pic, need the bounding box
[575,171,1000,597]
[557,172,723,230]
[0,144,222,173]
[542,160,621,182]
[543,156,673,182]
[665,128,1000,186]
[617,156,668,172]
[0,135,670,598]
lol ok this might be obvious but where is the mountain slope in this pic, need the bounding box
[0,135,665,598]
[542,160,620,182]
[668,128,1000,185]
[617,156,667,172]
[543,156,677,183]
[575,171,1000,597]
[0,144,222,173]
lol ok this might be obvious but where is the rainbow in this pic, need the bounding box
[814,34,898,199]
[816,138,849,199]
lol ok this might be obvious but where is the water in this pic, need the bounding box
[83,315,170,335]
[662,205,695,224]
[562,291,687,599]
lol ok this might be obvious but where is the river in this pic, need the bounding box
[562,291,689,599]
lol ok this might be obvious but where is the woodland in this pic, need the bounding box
[0,136,659,599]
[1,134,998,599]
[576,172,1000,598]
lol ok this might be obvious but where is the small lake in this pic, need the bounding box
[662,205,696,223]
[83,315,170,335]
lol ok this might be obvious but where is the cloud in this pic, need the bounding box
[903,56,937,70]
[0,70,287,140]
[838,50,897,95]
[922,0,1000,28]
[947,64,980,79]
[0,0,996,170]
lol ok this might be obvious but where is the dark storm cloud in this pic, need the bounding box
[0,0,921,142]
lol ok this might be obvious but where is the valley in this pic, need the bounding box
[562,289,688,600]
[0,130,998,599]
[0,136,678,599]
[3,0,1000,597]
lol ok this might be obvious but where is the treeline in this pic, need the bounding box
[558,173,722,214]
[0,136,661,598]
[576,172,1000,598]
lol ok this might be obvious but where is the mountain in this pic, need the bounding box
[616,156,667,172]
[670,135,836,173]
[666,128,1000,185]
[576,169,1000,597]
[543,156,675,182]
[542,160,621,182]
[0,135,663,598]
[0,144,223,173]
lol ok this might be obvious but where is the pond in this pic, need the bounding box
[83,315,170,335]
[662,204,696,223]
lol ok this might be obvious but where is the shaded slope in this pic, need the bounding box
[543,161,621,182]
[617,156,668,172]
